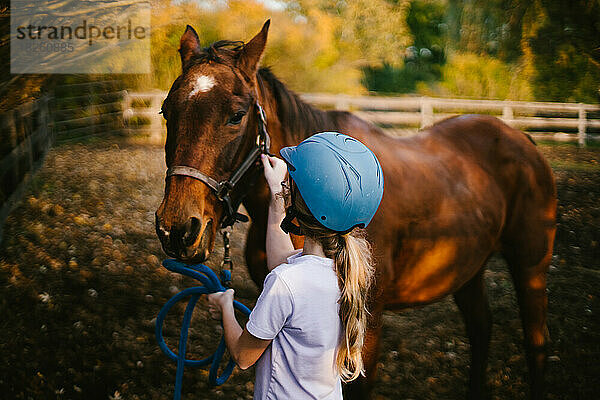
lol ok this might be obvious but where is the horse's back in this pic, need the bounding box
[427,115,557,260]
[416,114,557,265]
[339,113,556,306]
[408,114,556,216]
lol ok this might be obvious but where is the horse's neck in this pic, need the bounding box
[242,70,341,220]
[257,69,339,147]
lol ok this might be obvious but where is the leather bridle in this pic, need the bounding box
[165,101,271,228]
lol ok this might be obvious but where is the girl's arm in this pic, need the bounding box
[261,155,297,271]
[205,156,296,370]
[207,289,271,370]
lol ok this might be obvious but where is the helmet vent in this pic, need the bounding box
[321,216,326,220]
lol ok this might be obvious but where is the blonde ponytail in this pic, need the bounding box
[287,185,375,382]
[333,232,374,382]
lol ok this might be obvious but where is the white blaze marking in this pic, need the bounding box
[189,75,216,98]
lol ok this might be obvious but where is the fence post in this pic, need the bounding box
[150,90,163,144]
[40,95,52,150]
[122,90,132,136]
[89,85,97,138]
[25,102,37,175]
[502,105,514,122]
[335,96,349,111]
[42,95,54,144]
[420,98,433,129]
[5,109,17,150]
[578,105,587,147]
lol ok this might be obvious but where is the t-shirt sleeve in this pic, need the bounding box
[246,271,294,340]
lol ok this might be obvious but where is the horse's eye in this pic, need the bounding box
[227,111,246,126]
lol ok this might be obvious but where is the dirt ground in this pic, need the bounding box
[0,138,598,400]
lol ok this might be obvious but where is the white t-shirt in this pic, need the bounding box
[246,251,343,400]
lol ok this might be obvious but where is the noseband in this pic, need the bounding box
[165,102,271,228]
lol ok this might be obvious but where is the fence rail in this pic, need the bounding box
[0,95,53,242]
[53,81,126,143]
[302,94,600,146]
[122,92,600,146]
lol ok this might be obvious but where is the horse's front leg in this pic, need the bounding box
[244,220,269,289]
[242,182,270,288]
[343,305,384,400]
[244,219,305,288]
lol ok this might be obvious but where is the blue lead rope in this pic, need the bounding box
[155,259,252,399]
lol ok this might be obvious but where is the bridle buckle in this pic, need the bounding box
[215,181,233,202]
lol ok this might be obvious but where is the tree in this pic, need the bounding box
[363,0,448,93]
[521,0,600,102]
[445,0,600,102]
[282,0,411,67]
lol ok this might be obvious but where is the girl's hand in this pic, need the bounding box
[207,289,235,320]
[261,154,288,198]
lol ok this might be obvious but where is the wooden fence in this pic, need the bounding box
[0,79,126,242]
[123,92,600,146]
[0,95,53,242]
[53,80,126,143]
[302,94,600,145]
[122,90,165,143]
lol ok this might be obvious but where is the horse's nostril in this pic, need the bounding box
[183,217,201,247]
[155,214,168,238]
[155,216,176,257]
[199,219,213,252]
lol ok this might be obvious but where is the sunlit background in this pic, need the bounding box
[3,0,600,108]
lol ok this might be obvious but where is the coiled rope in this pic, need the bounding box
[155,259,252,399]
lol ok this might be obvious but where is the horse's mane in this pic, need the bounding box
[188,40,344,144]
[186,40,245,69]
[257,67,344,144]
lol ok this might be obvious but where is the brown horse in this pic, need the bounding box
[155,21,556,400]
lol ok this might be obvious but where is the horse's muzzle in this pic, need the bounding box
[155,213,213,262]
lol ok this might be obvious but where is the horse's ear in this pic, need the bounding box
[238,20,270,79]
[179,25,201,69]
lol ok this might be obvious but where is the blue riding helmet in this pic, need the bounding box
[280,132,384,232]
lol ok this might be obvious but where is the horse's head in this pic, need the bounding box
[155,21,270,262]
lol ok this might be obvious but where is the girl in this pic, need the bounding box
[208,132,384,399]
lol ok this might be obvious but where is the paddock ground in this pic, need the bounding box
[0,138,598,399]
